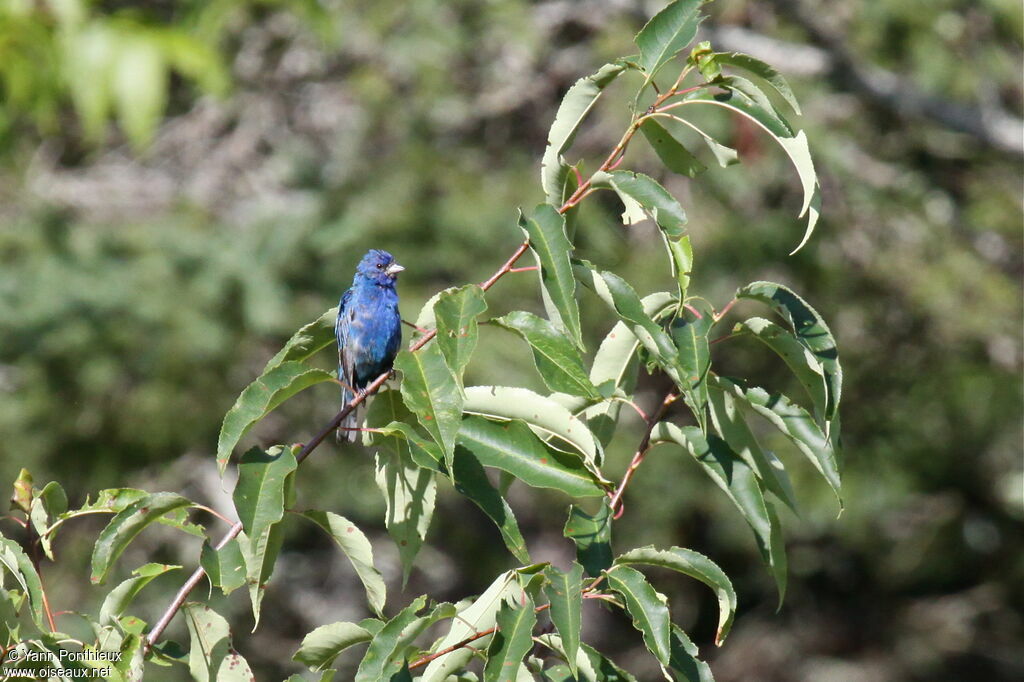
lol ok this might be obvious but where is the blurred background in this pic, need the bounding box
[1,0,1021,680]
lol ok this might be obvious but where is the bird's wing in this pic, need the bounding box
[336,289,356,387]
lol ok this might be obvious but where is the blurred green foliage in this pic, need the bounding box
[1,0,1021,680]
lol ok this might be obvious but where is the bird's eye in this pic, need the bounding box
[376,263,383,269]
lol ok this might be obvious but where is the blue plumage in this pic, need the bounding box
[335,249,404,442]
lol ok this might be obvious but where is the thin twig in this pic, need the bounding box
[408,603,552,670]
[608,392,678,517]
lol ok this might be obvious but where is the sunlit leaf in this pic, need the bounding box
[520,205,585,348]
[635,0,705,84]
[605,565,671,665]
[493,311,599,398]
[563,501,613,578]
[301,511,387,616]
[543,563,584,676]
[200,537,246,596]
[99,562,180,626]
[591,171,687,237]
[293,621,374,672]
[216,361,335,474]
[640,118,706,177]
[434,285,488,379]
[396,345,463,473]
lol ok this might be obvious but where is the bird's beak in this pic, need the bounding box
[385,262,405,278]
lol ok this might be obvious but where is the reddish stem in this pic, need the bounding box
[607,392,678,516]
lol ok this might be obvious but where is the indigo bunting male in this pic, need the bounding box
[335,249,404,442]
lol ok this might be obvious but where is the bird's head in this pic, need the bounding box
[355,249,404,286]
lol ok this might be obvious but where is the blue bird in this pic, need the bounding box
[335,249,404,442]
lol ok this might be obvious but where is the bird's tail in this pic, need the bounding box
[337,386,360,443]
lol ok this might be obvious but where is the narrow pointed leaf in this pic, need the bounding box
[543,563,584,676]
[422,571,518,682]
[0,537,46,629]
[493,311,599,398]
[615,546,736,646]
[650,423,785,593]
[591,171,687,237]
[484,596,537,682]
[90,492,194,584]
[453,447,530,563]
[434,285,488,378]
[641,118,706,177]
[605,565,671,666]
[458,417,606,498]
[293,621,373,672]
[99,563,180,626]
[367,391,437,583]
[217,362,334,474]
[668,625,715,682]
[355,597,428,682]
[520,205,584,348]
[711,375,841,504]
[635,0,705,81]
[707,383,799,513]
[714,52,801,114]
[541,63,626,204]
[264,306,338,372]
[395,344,463,472]
[670,298,714,426]
[736,281,841,424]
[234,445,297,626]
[463,386,603,475]
[301,511,387,616]
[29,481,67,560]
[563,501,612,577]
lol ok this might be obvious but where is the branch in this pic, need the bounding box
[145,73,708,653]
[608,392,679,518]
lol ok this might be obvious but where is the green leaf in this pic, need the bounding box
[670,298,714,427]
[563,501,613,578]
[182,603,232,682]
[493,311,600,398]
[355,596,427,682]
[635,0,705,82]
[668,625,715,682]
[584,292,678,446]
[665,235,693,303]
[650,423,785,598]
[615,546,735,646]
[640,118,706,177]
[395,345,463,473]
[543,563,584,676]
[576,267,686,388]
[463,386,604,475]
[712,376,841,505]
[484,595,537,682]
[581,642,640,681]
[520,205,584,349]
[591,171,687,237]
[714,51,801,114]
[662,116,738,168]
[434,285,488,379]
[706,384,799,513]
[294,621,373,672]
[541,63,627,204]
[90,492,194,585]
[453,447,530,563]
[736,281,841,425]
[675,86,820,252]
[0,536,46,629]
[263,307,338,372]
[458,417,606,498]
[217,651,256,682]
[199,537,247,596]
[99,562,180,627]
[234,445,298,627]
[367,391,437,584]
[301,511,387,616]
[10,468,32,513]
[735,317,829,423]
[29,481,67,560]
[422,571,519,681]
[216,361,335,474]
[605,565,672,666]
